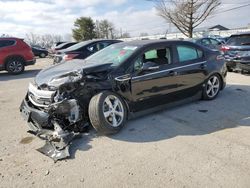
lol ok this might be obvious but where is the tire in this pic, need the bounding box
[39,53,46,58]
[88,91,127,135]
[202,74,221,100]
[6,57,25,75]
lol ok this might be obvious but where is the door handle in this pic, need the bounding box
[169,71,178,76]
[148,66,159,70]
[115,74,131,82]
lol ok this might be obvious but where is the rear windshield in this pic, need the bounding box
[65,41,92,51]
[227,35,250,46]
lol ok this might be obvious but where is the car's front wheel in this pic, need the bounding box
[6,57,25,74]
[88,91,127,135]
[203,74,221,100]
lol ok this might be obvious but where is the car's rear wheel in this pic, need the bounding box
[203,74,221,100]
[39,53,46,58]
[88,91,127,135]
[6,57,25,74]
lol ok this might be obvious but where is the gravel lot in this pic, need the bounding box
[0,58,250,188]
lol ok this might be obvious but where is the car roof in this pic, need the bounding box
[0,37,22,40]
[230,32,250,37]
[119,39,194,47]
[81,39,122,43]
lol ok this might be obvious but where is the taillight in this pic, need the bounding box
[220,45,230,53]
[63,54,78,61]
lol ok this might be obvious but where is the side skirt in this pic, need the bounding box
[128,91,202,120]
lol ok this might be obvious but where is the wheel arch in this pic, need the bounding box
[89,87,131,120]
[4,55,25,69]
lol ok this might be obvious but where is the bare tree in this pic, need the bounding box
[25,33,63,48]
[40,34,62,48]
[151,0,221,38]
[121,32,131,38]
[140,32,149,37]
[25,32,40,46]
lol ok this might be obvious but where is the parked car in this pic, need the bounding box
[31,44,45,49]
[53,42,66,47]
[192,37,223,50]
[20,40,227,160]
[32,46,48,58]
[0,37,35,74]
[50,42,77,55]
[221,32,250,72]
[53,39,122,64]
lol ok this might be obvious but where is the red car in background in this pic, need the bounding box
[0,37,35,74]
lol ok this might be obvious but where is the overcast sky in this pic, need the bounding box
[0,0,250,38]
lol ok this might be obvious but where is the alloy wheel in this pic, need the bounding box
[103,95,124,127]
[206,76,220,98]
[8,61,23,73]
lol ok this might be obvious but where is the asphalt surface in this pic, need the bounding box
[0,58,250,188]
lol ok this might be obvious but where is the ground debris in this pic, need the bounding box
[45,170,50,176]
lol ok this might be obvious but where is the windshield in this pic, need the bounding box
[84,43,138,67]
[227,35,250,46]
[65,41,92,51]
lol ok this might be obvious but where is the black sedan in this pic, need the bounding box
[53,39,122,64]
[50,42,77,54]
[20,40,227,160]
[31,47,48,58]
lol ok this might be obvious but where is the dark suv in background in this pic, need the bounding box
[221,32,250,72]
[0,37,35,74]
[53,39,122,64]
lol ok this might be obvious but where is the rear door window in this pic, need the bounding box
[177,45,203,63]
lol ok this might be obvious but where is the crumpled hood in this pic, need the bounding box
[35,59,112,87]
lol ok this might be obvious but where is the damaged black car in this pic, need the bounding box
[20,40,227,160]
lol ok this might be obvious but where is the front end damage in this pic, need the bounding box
[20,74,88,161]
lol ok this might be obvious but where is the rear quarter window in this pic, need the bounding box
[177,45,203,63]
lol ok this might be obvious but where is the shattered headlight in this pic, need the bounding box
[48,69,83,88]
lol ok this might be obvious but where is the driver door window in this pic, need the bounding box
[133,47,172,74]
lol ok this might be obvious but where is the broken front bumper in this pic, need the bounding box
[20,97,49,133]
[20,96,76,161]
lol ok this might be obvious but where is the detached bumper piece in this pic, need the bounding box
[20,98,77,161]
[37,131,75,162]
